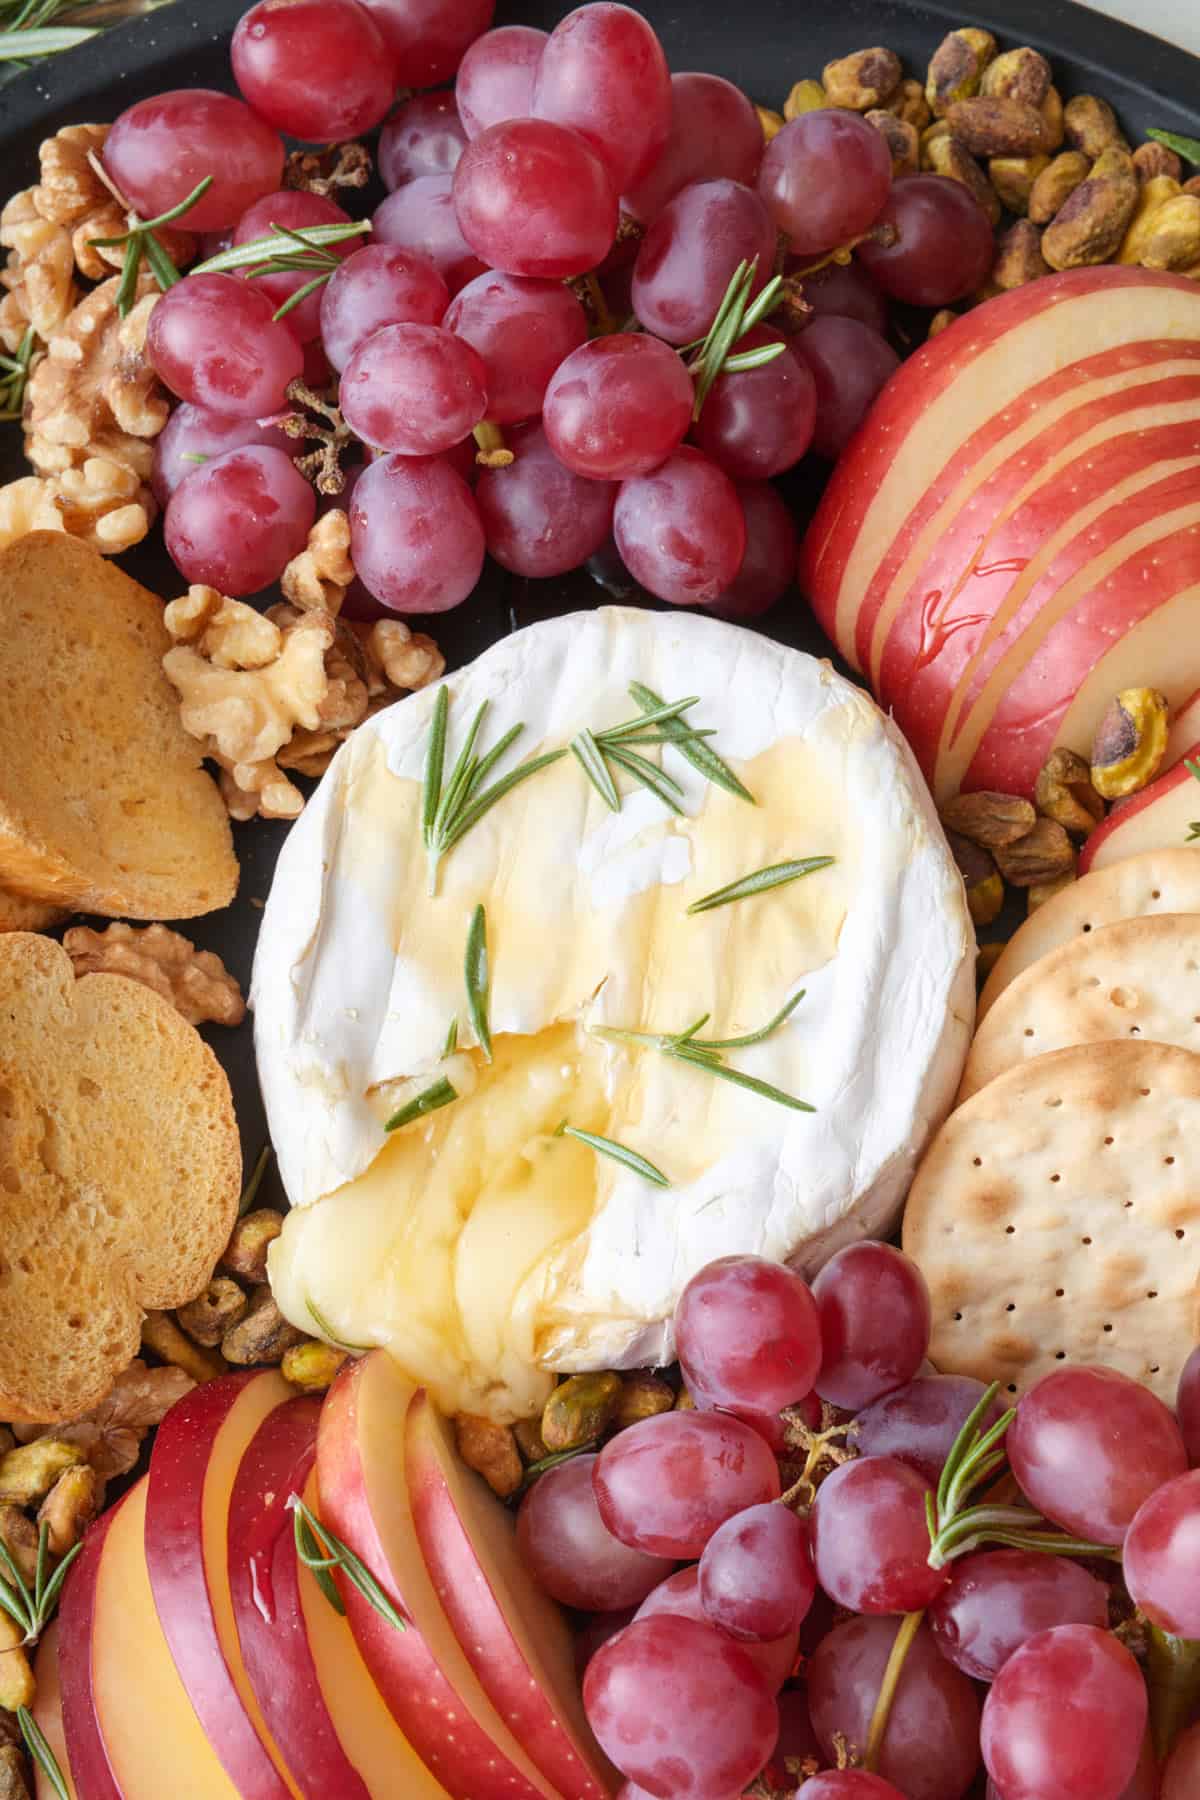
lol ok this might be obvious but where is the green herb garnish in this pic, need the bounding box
[442,1016,459,1057]
[1148,127,1200,167]
[688,856,835,915]
[555,1120,670,1187]
[1186,758,1200,841]
[464,903,493,1063]
[306,1297,371,1354]
[192,218,372,321]
[685,258,786,418]
[384,1075,458,1134]
[87,174,215,315]
[0,325,37,423]
[290,1495,408,1632]
[598,988,813,1113]
[0,1521,81,1648]
[238,1143,273,1217]
[629,682,754,804]
[17,1707,68,1800]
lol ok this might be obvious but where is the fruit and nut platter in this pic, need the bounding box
[8,0,1200,1796]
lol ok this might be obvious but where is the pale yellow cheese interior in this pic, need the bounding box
[270,734,858,1420]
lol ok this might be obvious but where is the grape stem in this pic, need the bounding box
[276,379,353,496]
[1146,1624,1200,1760]
[864,1610,924,1772]
[473,420,514,468]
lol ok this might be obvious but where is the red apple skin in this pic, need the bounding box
[879,366,1200,780]
[1079,740,1200,875]
[1167,687,1200,767]
[143,1372,294,1800]
[317,1354,554,1800]
[404,1390,613,1800]
[56,1500,123,1800]
[227,1395,371,1798]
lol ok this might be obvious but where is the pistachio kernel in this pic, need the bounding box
[541,1371,623,1453]
[783,80,827,122]
[946,830,1005,929]
[1090,688,1170,799]
[1029,150,1092,226]
[821,47,902,112]
[1035,747,1106,836]
[925,28,997,118]
[980,46,1052,107]
[1063,92,1129,160]
[614,1371,676,1431]
[940,790,1037,850]
[992,818,1077,888]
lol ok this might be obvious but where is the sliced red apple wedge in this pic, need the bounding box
[405,1388,615,1800]
[144,1369,299,1798]
[1080,744,1200,873]
[317,1351,563,1800]
[56,1501,120,1800]
[32,1622,77,1799]
[1167,687,1200,769]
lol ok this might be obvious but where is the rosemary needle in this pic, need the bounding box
[464,903,493,1063]
[687,856,835,915]
[555,1121,670,1187]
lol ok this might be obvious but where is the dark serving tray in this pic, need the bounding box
[2,0,1199,1192]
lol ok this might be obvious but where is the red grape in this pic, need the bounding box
[319,245,449,373]
[1164,1721,1200,1800]
[164,445,315,595]
[758,112,892,256]
[857,175,995,306]
[542,335,693,481]
[146,274,304,416]
[614,447,746,606]
[698,1503,815,1643]
[811,1242,932,1410]
[996,1735,1157,1800]
[456,25,548,137]
[349,453,484,612]
[233,191,352,344]
[151,402,293,508]
[339,323,487,455]
[632,179,776,347]
[359,0,494,86]
[810,1456,949,1614]
[625,71,763,226]
[790,257,889,334]
[373,175,487,294]
[453,119,618,279]
[706,482,797,620]
[517,1454,674,1613]
[635,1566,799,1692]
[802,1779,908,1800]
[692,327,816,480]
[1008,1365,1188,1544]
[718,1389,818,1454]
[980,1625,1146,1800]
[808,1615,981,1800]
[584,1615,778,1799]
[928,1550,1109,1683]
[532,3,671,195]
[444,272,588,424]
[232,0,397,141]
[791,315,900,459]
[475,423,615,577]
[594,1411,780,1558]
[102,91,283,233]
[1124,1468,1200,1636]
[675,1255,822,1415]
[378,91,468,192]
[1176,1344,1200,1464]
[851,1375,1005,1486]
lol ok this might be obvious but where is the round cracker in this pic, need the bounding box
[978,847,1200,1020]
[902,1040,1200,1404]
[961,912,1200,1098]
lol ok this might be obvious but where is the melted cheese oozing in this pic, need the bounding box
[269,737,856,1420]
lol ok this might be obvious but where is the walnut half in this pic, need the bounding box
[63,922,246,1027]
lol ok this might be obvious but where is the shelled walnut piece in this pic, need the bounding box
[11,1361,194,1487]
[63,922,245,1027]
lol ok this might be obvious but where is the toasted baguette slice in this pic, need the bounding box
[0,933,240,1421]
[0,533,236,918]
[0,886,65,933]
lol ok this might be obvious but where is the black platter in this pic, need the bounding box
[2,0,1200,1189]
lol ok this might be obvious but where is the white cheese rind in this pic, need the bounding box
[253,607,973,1393]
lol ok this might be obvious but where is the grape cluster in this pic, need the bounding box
[123,0,997,608]
[515,1244,1200,1800]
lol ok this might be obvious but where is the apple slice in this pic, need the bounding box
[317,1351,562,1800]
[32,1623,76,1799]
[1080,744,1200,874]
[144,1369,299,1798]
[56,1502,121,1800]
[405,1389,614,1800]
[84,1477,241,1796]
[1167,687,1200,769]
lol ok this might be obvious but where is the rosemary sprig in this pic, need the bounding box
[925,1382,1119,1569]
[464,903,493,1063]
[598,989,813,1113]
[687,856,835,915]
[0,325,37,422]
[518,1442,599,1492]
[87,172,214,314]
[384,1075,458,1134]
[628,682,754,804]
[1186,758,1200,841]
[686,258,786,418]
[0,21,91,58]
[306,1297,371,1354]
[1148,127,1200,167]
[290,1494,408,1632]
[555,1120,670,1187]
[17,1707,68,1800]
[238,1142,273,1216]
[443,1016,459,1057]
[572,691,747,817]
[421,687,567,894]
[192,218,371,318]
[0,1521,82,1647]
